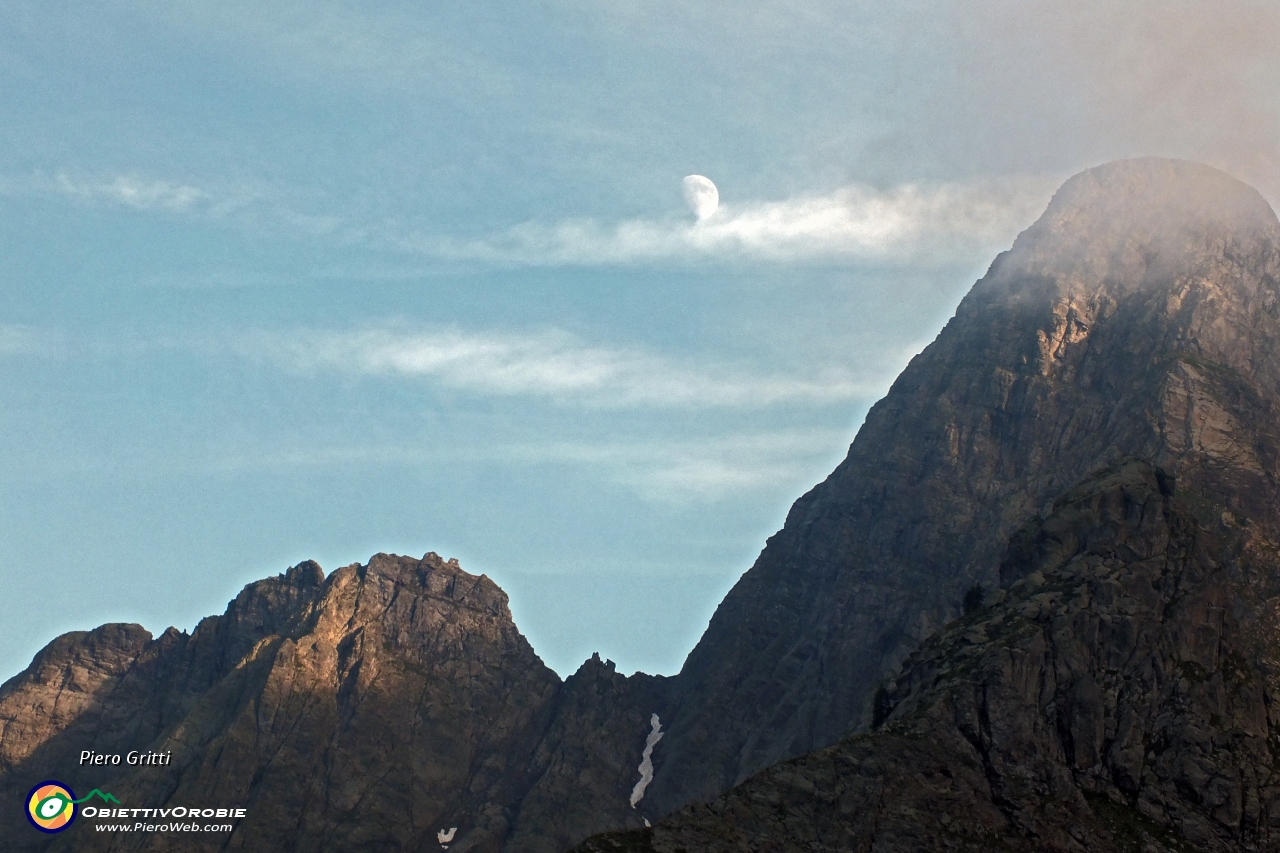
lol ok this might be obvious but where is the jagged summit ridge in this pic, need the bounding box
[0,550,670,852]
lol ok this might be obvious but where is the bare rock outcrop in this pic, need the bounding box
[645,158,1280,815]
[0,554,665,852]
[576,460,1280,851]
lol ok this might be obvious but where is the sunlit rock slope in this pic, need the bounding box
[0,554,670,852]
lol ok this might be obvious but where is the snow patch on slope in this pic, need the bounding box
[629,713,664,808]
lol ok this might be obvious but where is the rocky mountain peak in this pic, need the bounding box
[357,550,513,620]
[645,158,1280,818]
[955,159,1280,387]
[0,550,669,852]
[990,157,1280,296]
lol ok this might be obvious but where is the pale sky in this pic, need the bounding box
[2,0,1277,679]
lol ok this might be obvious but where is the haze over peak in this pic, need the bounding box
[989,158,1280,296]
[1046,157,1275,232]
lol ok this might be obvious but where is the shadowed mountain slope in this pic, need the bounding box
[583,458,1280,850]
[577,459,1280,852]
[646,157,1280,814]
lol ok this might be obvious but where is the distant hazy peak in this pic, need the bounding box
[985,157,1280,299]
[1047,157,1275,231]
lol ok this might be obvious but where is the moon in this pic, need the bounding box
[682,175,719,220]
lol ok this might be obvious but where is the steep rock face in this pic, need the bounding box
[510,655,674,849]
[576,460,1280,852]
[0,553,664,852]
[0,561,326,785]
[648,158,1280,814]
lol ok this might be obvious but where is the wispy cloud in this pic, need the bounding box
[404,177,1055,266]
[49,172,207,212]
[0,319,913,412]
[9,165,1052,268]
[5,408,855,504]
[0,320,880,503]
[244,325,902,409]
[0,169,347,240]
[516,430,853,503]
[136,429,855,505]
